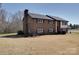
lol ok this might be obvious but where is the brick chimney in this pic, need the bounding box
[24,9,28,17]
[23,9,29,36]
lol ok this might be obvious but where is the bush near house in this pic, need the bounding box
[17,31,24,35]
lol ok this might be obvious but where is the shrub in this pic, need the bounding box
[17,31,24,35]
[61,31,66,34]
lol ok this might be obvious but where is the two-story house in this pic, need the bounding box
[23,9,68,36]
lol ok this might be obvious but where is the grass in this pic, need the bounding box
[74,32,79,34]
[0,33,16,36]
[0,32,79,55]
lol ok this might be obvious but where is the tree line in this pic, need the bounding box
[0,4,23,33]
[69,23,79,29]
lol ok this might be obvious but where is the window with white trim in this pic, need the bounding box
[62,21,67,25]
[37,28,43,33]
[48,28,53,32]
[37,19,43,23]
[48,20,52,24]
[28,28,31,33]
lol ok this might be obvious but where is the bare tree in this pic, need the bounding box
[0,4,23,33]
[0,4,8,33]
[9,11,23,32]
[0,8,7,33]
[0,3,2,8]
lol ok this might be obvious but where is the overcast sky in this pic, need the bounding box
[2,3,79,24]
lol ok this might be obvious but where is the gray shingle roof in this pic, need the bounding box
[49,16,68,22]
[52,16,68,21]
[28,13,52,20]
[28,13,68,22]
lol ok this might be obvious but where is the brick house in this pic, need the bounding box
[23,9,68,36]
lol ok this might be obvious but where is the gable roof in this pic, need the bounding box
[28,13,52,20]
[52,16,68,22]
[46,15,68,22]
[24,9,68,22]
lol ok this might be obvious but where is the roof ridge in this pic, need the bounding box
[28,12,46,16]
[28,12,52,20]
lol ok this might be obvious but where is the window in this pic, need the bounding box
[37,28,43,33]
[37,19,43,23]
[48,20,53,24]
[28,28,31,33]
[48,28,53,32]
[62,21,67,25]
